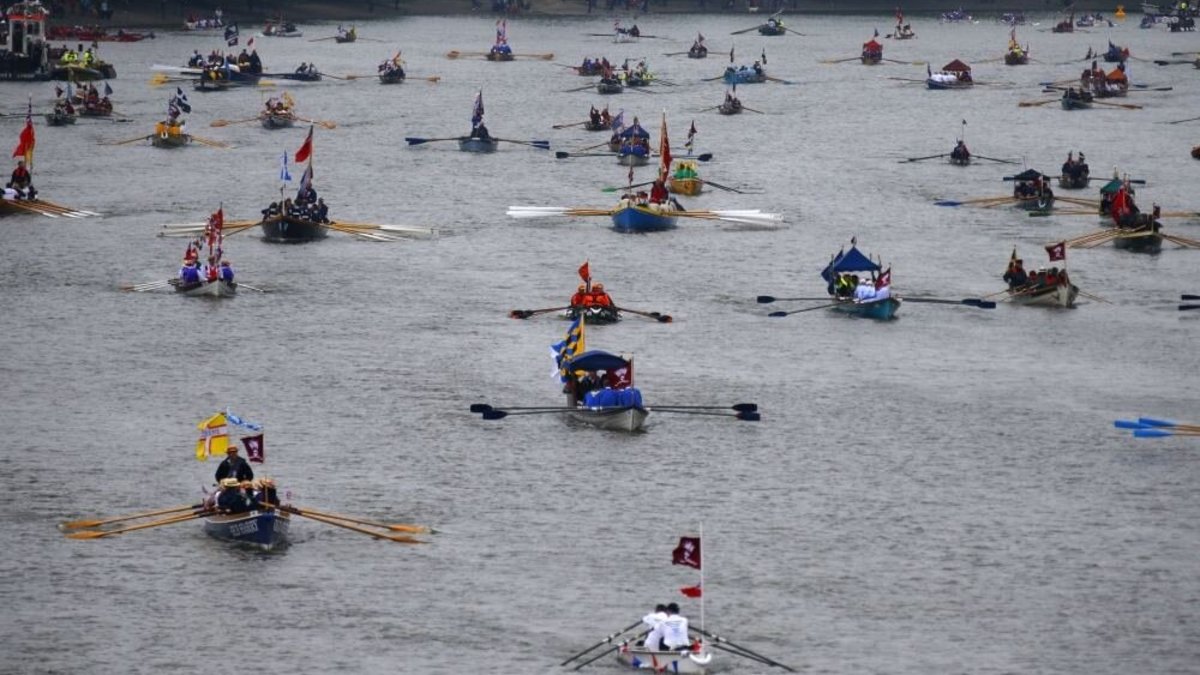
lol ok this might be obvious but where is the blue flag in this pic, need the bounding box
[552,317,585,382]
[471,90,484,127]
[279,151,292,182]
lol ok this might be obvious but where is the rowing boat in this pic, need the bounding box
[259,111,295,129]
[562,349,648,432]
[823,242,900,320]
[926,59,974,89]
[1061,88,1094,110]
[459,137,499,153]
[203,509,290,550]
[43,111,76,126]
[1008,280,1078,307]
[597,79,624,95]
[718,99,743,115]
[611,198,679,232]
[170,277,238,297]
[723,66,766,85]
[151,123,191,148]
[1112,226,1164,253]
[260,213,329,242]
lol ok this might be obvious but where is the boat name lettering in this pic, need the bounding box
[229,520,259,536]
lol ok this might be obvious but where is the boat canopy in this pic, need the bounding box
[1010,168,1046,181]
[820,245,880,282]
[1099,178,1126,194]
[620,123,649,139]
[941,58,971,72]
[565,350,629,372]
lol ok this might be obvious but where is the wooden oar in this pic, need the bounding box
[101,134,151,146]
[284,505,434,534]
[652,403,758,412]
[974,155,1020,165]
[554,150,615,159]
[446,50,487,59]
[741,106,766,114]
[210,117,258,127]
[120,279,174,292]
[479,408,578,419]
[573,630,653,671]
[902,153,947,163]
[821,56,860,64]
[470,404,576,413]
[64,511,208,539]
[295,116,337,130]
[883,58,926,65]
[191,135,230,148]
[60,503,203,530]
[934,196,1017,207]
[515,53,555,60]
[601,180,655,193]
[764,75,795,84]
[1162,233,1200,249]
[769,302,838,317]
[690,627,797,672]
[1018,98,1057,107]
[700,179,755,194]
[494,138,550,150]
[552,120,588,129]
[279,505,426,543]
[613,305,673,322]
[308,35,338,42]
[509,306,570,319]
[404,136,463,146]
[561,621,645,666]
[1093,100,1143,110]
[651,409,760,420]
[900,296,996,309]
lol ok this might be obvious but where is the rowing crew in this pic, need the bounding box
[203,477,280,514]
[830,272,891,301]
[1003,258,1070,290]
[639,603,693,652]
[569,282,614,308]
[4,161,37,200]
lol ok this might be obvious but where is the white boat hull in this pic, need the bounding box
[1009,283,1078,308]
[567,406,648,432]
[617,645,712,674]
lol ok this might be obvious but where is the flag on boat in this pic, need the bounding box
[104,82,113,97]
[685,121,696,154]
[729,45,734,63]
[12,97,35,169]
[607,360,632,389]
[241,434,265,463]
[298,164,313,193]
[761,49,767,65]
[658,112,671,179]
[247,35,255,49]
[54,85,63,98]
[279,151,292,182]
[610,109,625,135]
[226,409,263,431]
[225,22,238,46]
[680,583,702,598]
[294,125,313,163]
[1045,241,1066,262]
[578,260,590,283]
[551,316,585,382]
[672,536,701,569]
[875,267,891,290]
[496,18,507,44]
[195,412,229,461]
[471,90,484,128]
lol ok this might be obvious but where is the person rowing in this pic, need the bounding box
[950,139,970,162]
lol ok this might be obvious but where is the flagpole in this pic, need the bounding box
[699,521,705,635]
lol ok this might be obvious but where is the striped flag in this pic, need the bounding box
[279,151,292,182]
[11,97,35,169]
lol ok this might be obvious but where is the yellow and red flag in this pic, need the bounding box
[11,98,35,169]
[195,412,229,461]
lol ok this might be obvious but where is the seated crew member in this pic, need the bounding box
[8,160,36,199]
[1003,258,1028,288]
[179,259,201,283]
[590,282,613,306]
[251,478,279,507]
[951,140,970,160]
[752,60,763,76]
[660,603,691,652]
[570,283,587,306]
[215,478,252,514]
[589,106,601,126]
[641,604,669,651]
[219,260,234,282]
[470,122,491,140]
[215,446,254,482]
[314,198,329,223]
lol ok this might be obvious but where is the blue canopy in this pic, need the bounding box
[1011,168,1046,182]
[620,123,649,139]
[565,350,629,372]
[820,245,880,282]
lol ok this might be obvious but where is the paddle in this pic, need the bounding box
[562,621,645,665]
[769,302,838,317]
[1179,304,1200,311]
[284,505,434,534]
[974,155,1020,165]
[509,306,570,319]
[494,138,550,150]
[701,179,753,194]
[404,136,464,146]
[741,106,766,114]
[731,25,764,35]
[60,503,203,530]
[555,151,614,159]
[470,404,574,413]
[691,627,796,672]
[1133,428,1200,438]
[900,296,996,309]
[821,56,860,64]
[902,153,947,163]
[613,306,672,323]
[279,505,426,543]
[1167,116,1200,125]
[1183,295,1200,301]
[651,409,760,420]
[764,75,794,84]
[481,408,577,420]
[210,117,258,127]
[120,279,174,292]
[101,134,151,146]
[653,403,758,412]
[883,58,925,65]
[602,180,655,193]
[295,116,337,130]
[191,135,230,149]
[1018,98,1057,107]
[552,121,588,129]
[757,295,830,303]
[64,511,208,539]
[1093,100,1143,110]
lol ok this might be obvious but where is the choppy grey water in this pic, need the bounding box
[1,11,1199,674]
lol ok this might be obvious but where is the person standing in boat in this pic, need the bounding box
[219,261,235,283]
[215,446,254,483]
[1003,258,1028,288]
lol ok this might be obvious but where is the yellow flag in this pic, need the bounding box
[195,412,228,461]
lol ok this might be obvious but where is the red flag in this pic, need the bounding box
[241,434,265,463]
[578,261,590,283]
[1045,241,1066,262]
[294,126,313,163]
[247,36,255,49]
[875,267,891,290]
[680,584,702,598]
[672,536,701,569]
[12,101,35,168]
[606,361,632,389]
[658,112,671,178]
[1111,188,1131,225]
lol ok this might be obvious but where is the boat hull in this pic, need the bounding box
[334,34,356,43]
[861,55,883,65]
[926,78,973,90]
[487,51,515,62]
[617,152,649,166]
[584,120,610,132]
[1058,173,1090,189]
[669,177,703,196]
[723,70,767,85]
[203,510,290,550]
[717,102,742,115]
[459,138,500,153]
[1113,230,1163,253]
[830,296,901,320]
[1013,194,1054,211]
[260,113,295,129]
[949,154,971,166]
[597,81,624,95]
[260,214,329,242]
[172,279,238,297]
[567,406,648,432]
[1061,92,1093,110]
[1004,52,1029,65]
[151,133,191,148]
[379,71,406,84]
[44,113,76,126]
[1009,283,1078,307]
[617,646,712,674]
[687,48,708,59]
[564,305,620,324]
[611,204,678,232]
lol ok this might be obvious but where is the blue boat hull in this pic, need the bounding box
[830,297,901,320]
[610,205,678,233]
[203,510,291,550]
[723,71,767,85]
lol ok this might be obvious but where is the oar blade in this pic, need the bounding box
[65,530,110,540]
[736,411,761,421]
[768,311,789,318]
[469,403,492,413]
[756,295,777,304]
[481,410,509,420]
[1137,417,1177,428]
[731,403,758,412]
[1113,419,1147,430]
[1133,428,1174,438]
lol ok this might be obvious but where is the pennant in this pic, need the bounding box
[658,112,671,178]
[294,125,313,163]
[578,260,590,283]
[685,121,696,153]
[54,85,63,98]
[279,151,292,182]
[874,27,879,37]
[12,98,35,169]
[226,409,263,431]
[672,536,701,569]
[471,90,484,127]
[104,82,113,97]
[195,412,229,461]
[680,584,702,598]
[298,164,313,192]
[241,434,265,463]
[1045,241,1066,262]
[247,36,255,49]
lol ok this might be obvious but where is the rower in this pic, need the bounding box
[315,198,329,223]
[660,603,691,652]
[591,282,613,307]
[570,283,587,306]
[7,160,36,200]
[649,178,668,204]
[251,478,279,507]
[640,604,669,651]
[1003,258,1028,288]
[219,261,235,283]
[471,122,491,141]
[216,478,253,514]
[589,106,601,126]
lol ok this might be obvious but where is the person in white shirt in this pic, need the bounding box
[641,604,668,651]
[660,603,691,650]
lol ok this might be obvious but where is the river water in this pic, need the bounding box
[1,11,1198,675]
